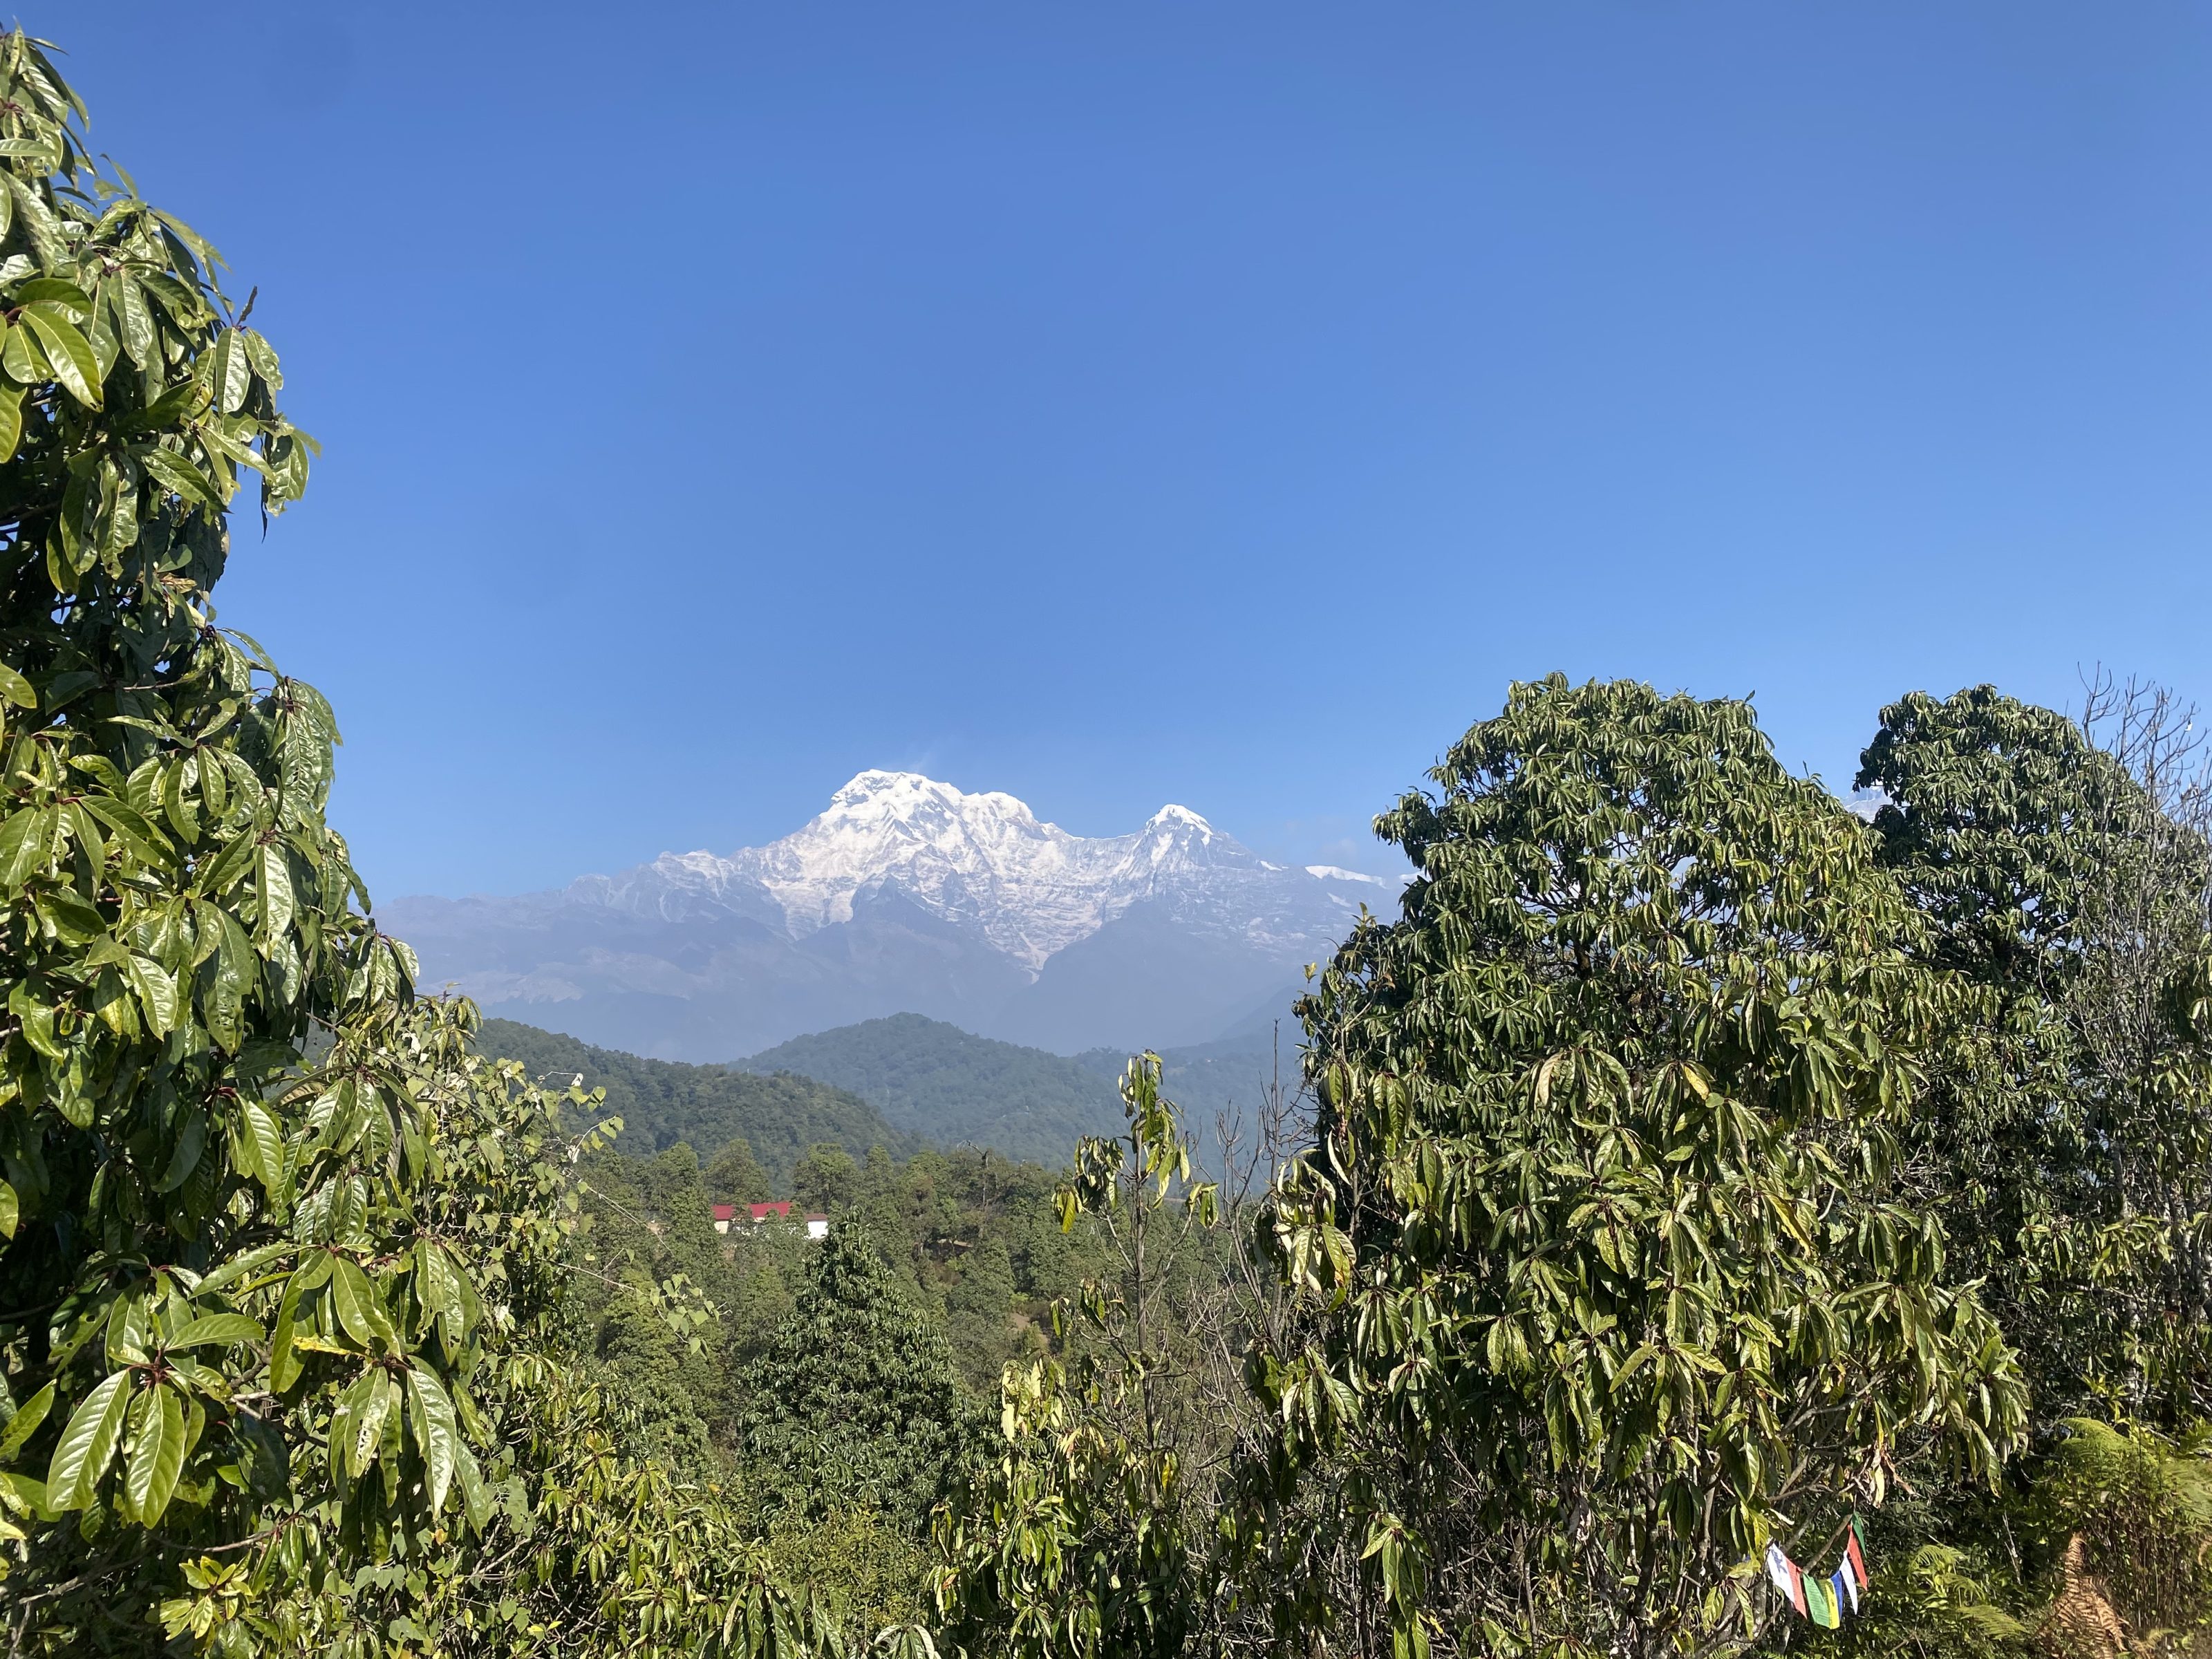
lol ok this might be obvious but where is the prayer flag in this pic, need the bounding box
[1807,1576,1839,1629]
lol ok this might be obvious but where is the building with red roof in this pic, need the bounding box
[713,1200,829,1240]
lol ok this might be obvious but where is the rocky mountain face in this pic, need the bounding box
[383,771,1399,1061]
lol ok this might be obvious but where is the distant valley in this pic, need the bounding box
[736,1011,1308,1168]
[479,1006,1310,1176]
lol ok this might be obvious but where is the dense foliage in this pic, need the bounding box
[1858,686,2212,1430]
[1246,679,2024,1658]
[0,37,915,1655]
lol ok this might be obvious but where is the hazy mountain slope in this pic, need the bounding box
[475,1018,919,1186]
[1078,1024,1312,1175]
[387,771,1398,1060]
[738,1013,1124,1168]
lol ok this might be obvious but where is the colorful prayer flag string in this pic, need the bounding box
[1763,1517,1872,1631]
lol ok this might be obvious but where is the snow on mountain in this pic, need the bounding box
[384,772,1402,1060]
[562,770,1361,975]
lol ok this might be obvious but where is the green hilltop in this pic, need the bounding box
[736,1013,1122,1168]
[476,1017,921,1187]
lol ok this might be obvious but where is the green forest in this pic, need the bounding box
[474,1019,926,1188]
[6,28,2212,1659]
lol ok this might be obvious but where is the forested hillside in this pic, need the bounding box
[477,1017,919,1184]
[738,1010,1307,1172]
[738,1012,1123,1164]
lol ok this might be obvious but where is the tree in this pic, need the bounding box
[1251,676,2026,1659]
[0,21,494,1633]
[946,1237,1016,1385]
[932,1056,1228,1659]
[709,1136,775,1207]
[738,1219,984,1530]
[794,1142,861,1215]
[1858,682,2212,1427]
[0,32,907,1654]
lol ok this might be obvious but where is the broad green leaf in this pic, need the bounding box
[13,276,90,315]
[123,1382,182,1523]
[156,1109,207,1194]
[0,1381,54,1461]
[191,827,256,899]
[422,1242,469,1346]
[240,326,282,388]
[107,1291,154,1368]
[0,317,46,384]
[239,1100,287,1201]
[80,796,173,866]
[346,1369,393,1477]
[332,1257,396,1352]
[258,842,294,941]
[161,760,196,843]
[269,1271,310,1393]
[0,1472,44,1522]
[406,1365,460,1514]
[46,1370,129,1510]
[211,327,250,413]
[111,276,154,366]
[0,386,20,465]
[126,954,178,1038]
[455,1439,491,1531]
[138,444,221,509]
[0,1181,13,1241]
[19,303,101,408]
[166,1313,264,1351]
[194,1240,297,1298]
[0,659,30,711]
[0,806,50,887]
[45,885,112,945]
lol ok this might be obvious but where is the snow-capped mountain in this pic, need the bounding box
[382,771,1400,1062]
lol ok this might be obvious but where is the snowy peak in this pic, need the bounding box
[823,770,1038,828]
[570,773,1386,976]
[1145,803,1214,836]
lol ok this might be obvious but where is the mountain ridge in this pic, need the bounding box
[473,1018,921,1185]
[738,1013,1123,1167]
[386,771,1399,1058]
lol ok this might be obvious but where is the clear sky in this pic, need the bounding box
[50,3,2212,894]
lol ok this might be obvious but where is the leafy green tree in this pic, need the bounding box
[738,1220,984,1530]
[1252,677,2026,1659]
[932,1056,1226,1659]
[709,1136,775,1206]
[1858,684,2212,1427]
[946,1237,1016,1385]
[594,1298,715,1466]
[0,21,500,1633]
[794,1142,861,1215]
[1855,686,2134,995]
[0,32,918,1655]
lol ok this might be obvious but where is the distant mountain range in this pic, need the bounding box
[386,771,1399,1060]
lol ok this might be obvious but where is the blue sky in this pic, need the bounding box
[53,3,2212,894]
